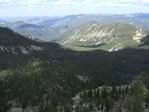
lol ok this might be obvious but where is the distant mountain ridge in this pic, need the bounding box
[51,21,149,51]
[18,24,43,29]
[13,25,71,41]
[0,13,149,41]
[129,13,149,20]
[35,14,149,30]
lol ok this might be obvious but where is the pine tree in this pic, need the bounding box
[64,105,71,112]
[127,75,144,112]
[105,96,114,112]
[111,85,115,96]
[48,103,56,112]
[88,103,93,111]
[145,92,149,109]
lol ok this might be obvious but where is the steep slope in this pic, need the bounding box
[141,34,149,45]
[0,27,37,46]
[51,21,149,51]
[0,27,55,54]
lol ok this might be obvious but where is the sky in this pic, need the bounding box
[0,0,149,17]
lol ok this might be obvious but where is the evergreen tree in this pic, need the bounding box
[83,91,87,100]
[145,92,149,108]
[48,103,56,112]
[127,75,144,112]
[111,84,116,98]
[64,105,71,112]
[88,90,93,98]
[125,86,129,94]
[39,103,44,112]
[105,96,114,112]
[88,103,94,111]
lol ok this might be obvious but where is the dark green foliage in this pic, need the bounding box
[0,27,149,112]
[127,75,144,112]
[0,27,36,46]
[145,92,149,109]
[140,34,149,45]
[64,105,71,112]
[105,96,114,112]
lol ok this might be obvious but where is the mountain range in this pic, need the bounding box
[35,14,149,30]
[0,13,149,41]
[129,13,149,19]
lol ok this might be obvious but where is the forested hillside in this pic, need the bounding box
[0,27,149,112]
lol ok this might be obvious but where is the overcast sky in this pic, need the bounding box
[0,0,149,17]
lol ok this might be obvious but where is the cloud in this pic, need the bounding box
[0,0,149,17]
[54,0,78,6]
[0,0,47,4]
[120,0,139,2]
[140,0,149,4]
[0,0,10,2]
[26,0,47,3]
[0,0,46,2]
